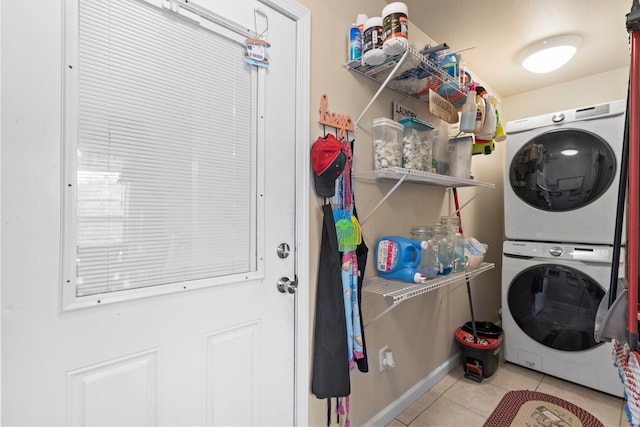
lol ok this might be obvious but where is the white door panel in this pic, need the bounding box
[1,0,305,425]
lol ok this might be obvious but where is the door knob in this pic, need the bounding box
[277,276,298,294]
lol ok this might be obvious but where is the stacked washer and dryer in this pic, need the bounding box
[502,99,626,397]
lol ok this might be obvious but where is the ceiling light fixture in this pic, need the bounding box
[519,35,582,74]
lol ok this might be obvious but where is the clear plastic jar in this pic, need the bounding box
[410,226,439,279]
[440,216,465,273]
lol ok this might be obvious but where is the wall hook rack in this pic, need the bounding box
[318,94,354,140]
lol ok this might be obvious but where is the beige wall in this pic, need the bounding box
[501,67,628,122]
[297,0,629,424]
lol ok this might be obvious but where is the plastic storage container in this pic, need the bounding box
[431,121,450,174]
[464,237,487,270]
[373,117,404,169]
[399,117,433,172]
[447,136,473,179]
[437,52,460,79]
[382,2,408,57]
[362,17,385,66]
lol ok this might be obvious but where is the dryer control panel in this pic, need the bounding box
[503,240,616,262]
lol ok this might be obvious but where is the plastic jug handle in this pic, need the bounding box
[406,245,421,267]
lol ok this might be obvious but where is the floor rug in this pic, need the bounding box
[483,390,604,427]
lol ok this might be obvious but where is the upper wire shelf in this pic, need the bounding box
[346,46,466,104]
[353,168,494,226]
[355,167,495,189]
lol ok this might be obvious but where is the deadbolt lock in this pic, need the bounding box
[277,243,291,259]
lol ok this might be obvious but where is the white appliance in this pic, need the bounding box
[504,99,626,245]
[502,240,624,397]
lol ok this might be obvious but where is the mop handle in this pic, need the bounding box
[628,25,640,347]
[608,89,630,308]
[453,188,478,342]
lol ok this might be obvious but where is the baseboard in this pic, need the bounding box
[363,352,462,426]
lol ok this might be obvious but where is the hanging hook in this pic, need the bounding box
[162,0,179,12]
[253,8,269,39]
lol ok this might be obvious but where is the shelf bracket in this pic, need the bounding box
[360,174,408,226]
[364,304,397,329]
[354,49,410,128]
[452,186,489,215]
[363,280,465,328]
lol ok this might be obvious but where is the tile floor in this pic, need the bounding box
[385,356,632,427]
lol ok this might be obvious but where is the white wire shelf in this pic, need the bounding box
[364,262,495,305]
[354,168,495,225]
[362,262,495,327]
[346,46,465,105]
[354,167,495,189]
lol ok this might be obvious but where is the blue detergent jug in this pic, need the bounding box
[375,236,427,283]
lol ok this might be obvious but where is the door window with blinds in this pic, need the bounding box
[62,0,262,309]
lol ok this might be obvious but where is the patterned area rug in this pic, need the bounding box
[484,390,604,427]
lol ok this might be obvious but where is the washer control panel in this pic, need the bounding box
[548,246,563,256]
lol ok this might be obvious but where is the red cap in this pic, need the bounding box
[310,135,346,197]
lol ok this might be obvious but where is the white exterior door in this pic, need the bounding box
[1,0,309,425]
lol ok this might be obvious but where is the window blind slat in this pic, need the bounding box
[72,0,256,296]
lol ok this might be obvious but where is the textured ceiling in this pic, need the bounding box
[388,0,632,97]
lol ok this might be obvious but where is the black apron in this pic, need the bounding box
[311,203,350,399]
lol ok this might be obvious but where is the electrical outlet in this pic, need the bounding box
[378,345,389,372]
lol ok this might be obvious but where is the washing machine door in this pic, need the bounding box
[507,263,605,351]
[509,128,616,212]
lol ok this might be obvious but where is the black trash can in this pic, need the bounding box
[455,322,503,382]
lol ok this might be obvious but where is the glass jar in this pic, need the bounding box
[429,224,452,275]
[440,216,465,273]
[410,226,439,279]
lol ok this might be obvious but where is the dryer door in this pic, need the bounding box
[509,129,616,212]
[507,263,605,351]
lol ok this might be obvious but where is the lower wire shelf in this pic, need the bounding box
[363,262,495,327]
